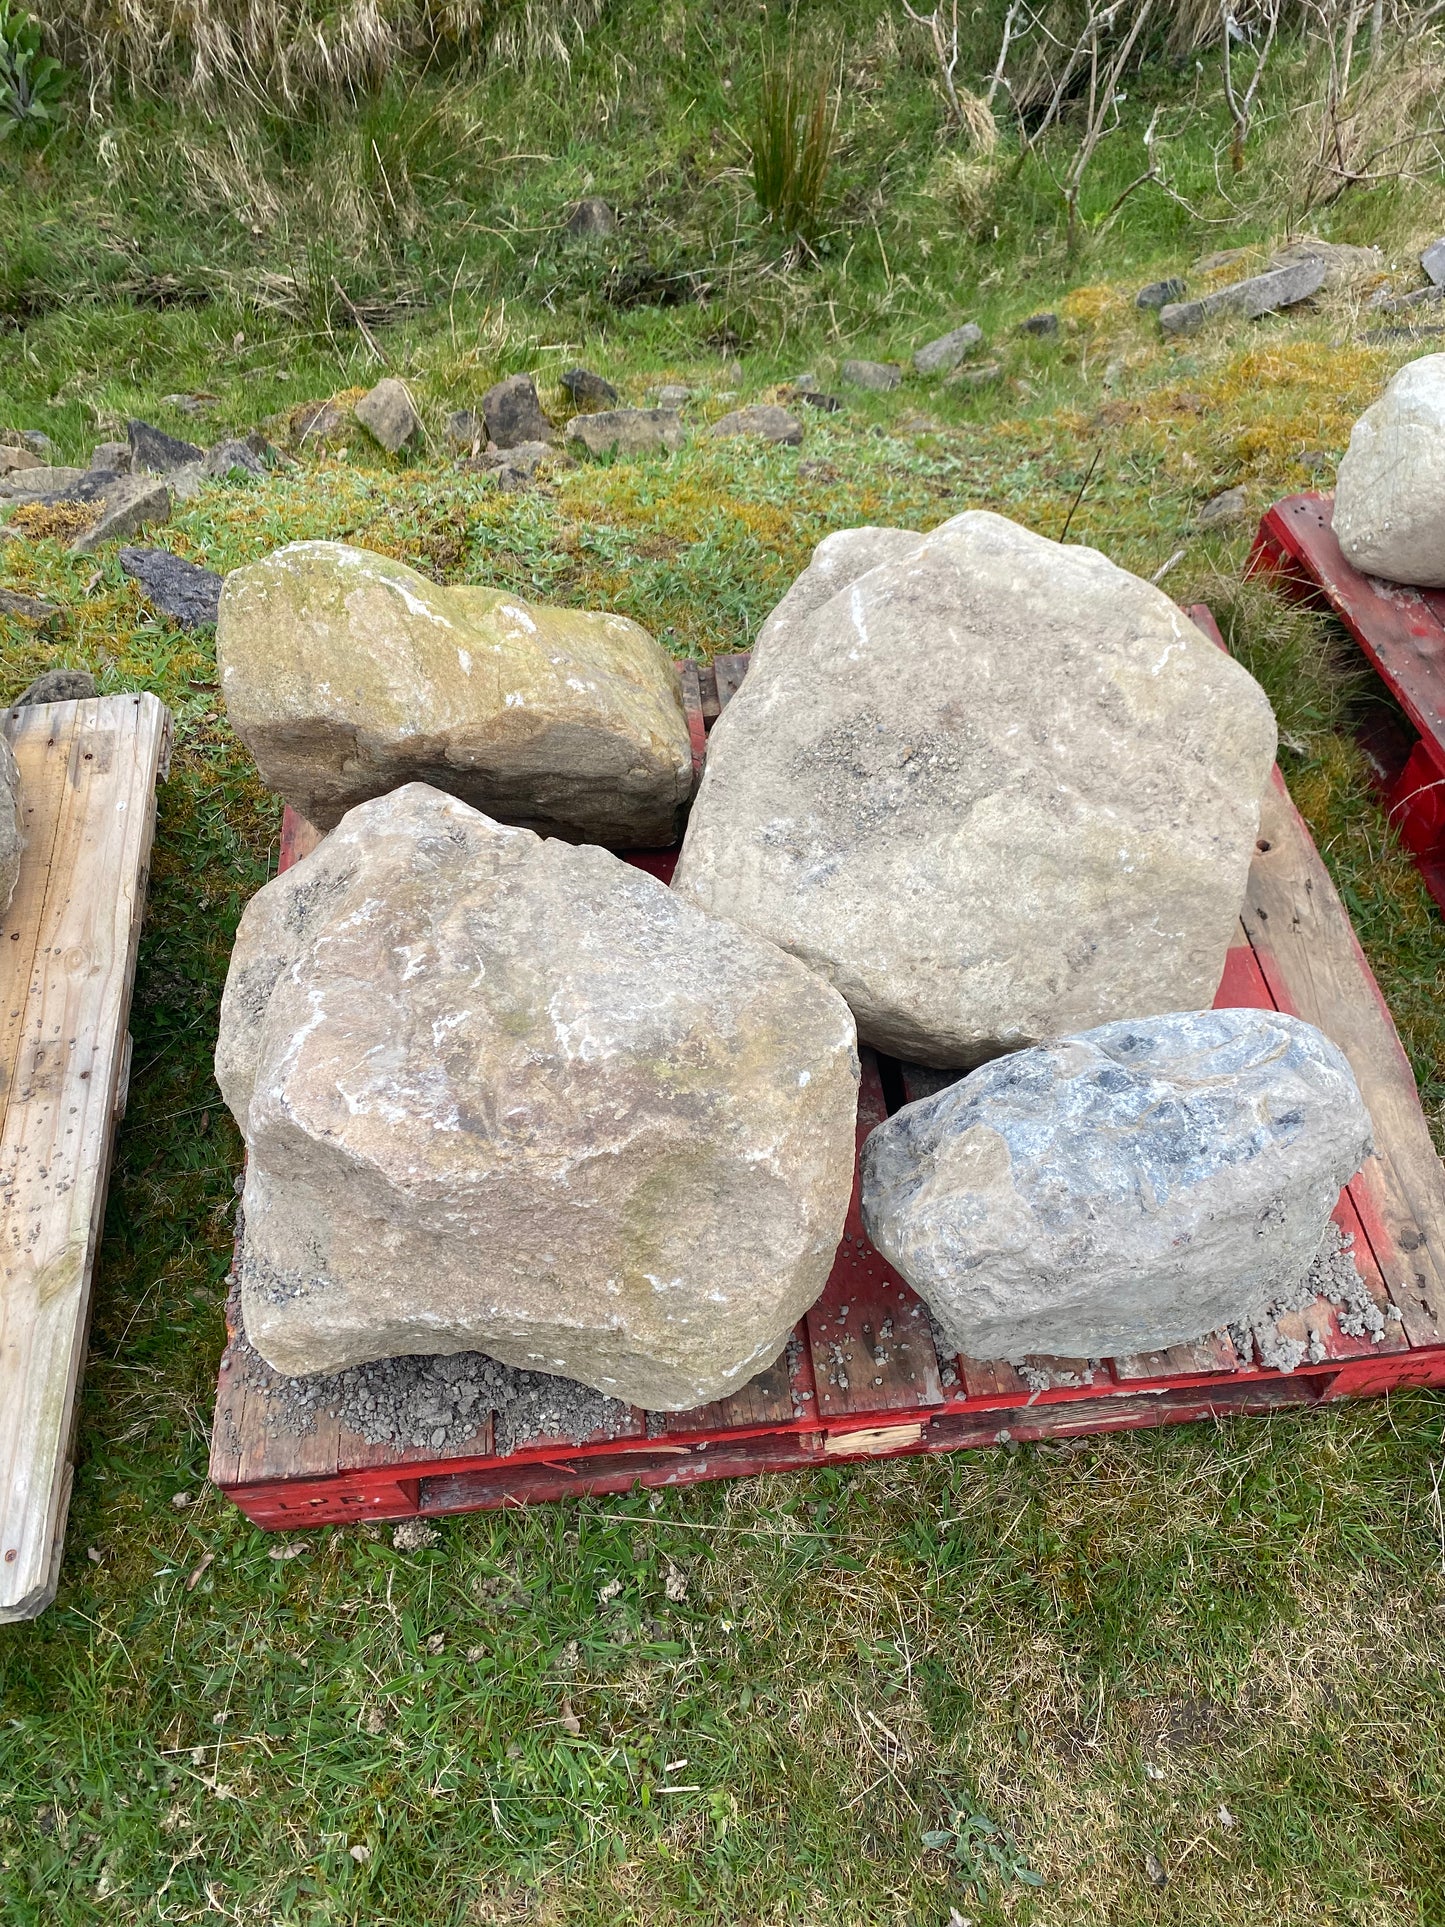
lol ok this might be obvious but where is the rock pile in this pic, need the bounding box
[1333,354,1445,587]
[861,1008,1373,1362]
[217,541,694,843]
[216,783,859,1408]
[672,510,1277,1066]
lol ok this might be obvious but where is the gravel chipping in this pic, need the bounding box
[1230,1218,1400,1372]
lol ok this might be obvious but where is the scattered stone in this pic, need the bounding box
[1195,247,1249,272]
[861,1008,1373,1362]
[1267,235,1383,290]
[13,668,97,707]
[946,361,1002,389]
[793,388,842,411]
[217,540,694,843]
[1020,312,1060,336]
[672,511,1277,1066]
[913,323,984,376]
[1197,485,1249,530]
[840,358,902,391]
[444,408,485,454]
[70,477,171,554]
[292,399,353,445]
[392,1519,440,1552]
[482,374,555,451]
[120,547,225,628]
[216,783,858,1405]
[473,439,573,484]
[205,439,266,479]
[353,378,422,454]
[566,196,618,239]
[1159,259,1328,335]
[90,441,131,474]
[559,367,620,409]
[161,391,218,416]
[895,412,943,435]
[1136,277,1186,310]
[127,419,205,474]
[1298,448,1331,472]
[1369,283,1445,315]
[565,407,684,459]
[656,384,692,408]
[0,587,62,627]
[1423,238,1445,288]
[0,465,91,503]
[0,733,20,918]
[1334,352,1445,586]
[0,446,40,475]
[710,404,803,446]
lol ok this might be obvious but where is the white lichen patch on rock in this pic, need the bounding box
[215,782,859,1409]
[216,541,694,845]
[672,511,1278,1067]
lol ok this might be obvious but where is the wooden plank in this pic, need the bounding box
[1240,771,1445,1344]
[804,1052,944,1419]
[0,695,170,1621]
[675,662,708,786]
[279,807,322,869]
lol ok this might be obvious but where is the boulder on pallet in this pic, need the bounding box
[216,782,860,1407]
[1333,353,1445,588]
[861,1007,1373,1362]
[216,541,693,845]
[671,510,1278,1066]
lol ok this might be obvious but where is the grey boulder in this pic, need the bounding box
[560,367,620,409]
[672,511,1277,1067]
[120,547,224,628]
[841,359,902,391]
[482,374,555,450]
[71,477,172,554]
[1423,238,1445,288]
[1136,278,1186,311]
[1197,485,1249,530]
[565,408,684,458]
[13,669,96,706]
[709,404,803,446]
[567,196,618,239]
[1159,259,1327,335]
[216,782,859,1406]
[1333,353,1445,587]
[913,324,984,375]
[354,379,422,454]
[127,419,204,474]
[861,1008,1374,1363]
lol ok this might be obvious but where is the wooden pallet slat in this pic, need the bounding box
[0,695,170,1621]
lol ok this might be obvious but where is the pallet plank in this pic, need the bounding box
[0,695,170,1620]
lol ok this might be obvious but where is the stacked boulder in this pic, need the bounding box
[1333,353,1445,587]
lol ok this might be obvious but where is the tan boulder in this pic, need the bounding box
[217,541,693,844]
[216,783,860,1407]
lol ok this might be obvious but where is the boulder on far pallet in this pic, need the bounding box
[216,782,860,1407]
[861,1008,1373,1362]
[1333,353,1445,588]
[671,510,1278,1067]
[216,540,694,845]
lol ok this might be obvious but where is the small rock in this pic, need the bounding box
[0,465,90,503]
[709,404,803,446]
[656,384,692,408]
[1334,352,1445,585]
[127,419,205,474]
[946,360,1002,389]
[913,322,984,375]
[1423,238,1445,288]
[1267,235,1383,290]
[90,442,131,474]
[1144,1853,1168,1889]
[0,587,62,627]
[444,408,485,454]
[1298,448,1331,472]
[565,407,684,459]
[392,1519,440,1551]
[1020,312,1060,336]
[895,412,943,434]
[1369,283,1445,315]
[120,547,225,628]
[1159,259,1328,335]
[13,669,97,707]
[1197,485,1249,529]
[481,374,555,451]
[559,367,620,409]
[566,196,618,239]
[1195,247,1249,272]
[161,392,218,416]
[1136,277,1186,310]
[794,389,842,411]
[165,463,207,504]
[840,358,902,391]
[291,399,352,445]
[205,439,266,479]
[70,477,171,554]
[0,446,40,476]
[353,379,422,455]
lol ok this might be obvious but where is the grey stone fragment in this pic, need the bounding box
[474,439,573,482]
[795,389,842,411]
[560,367,620,408]
[565,408,684,458]
[860,1008,1374,1362]
[567,196,618,238]
[946,361,1002,389]
[1334,352,1445,586]
[70,477,171,554]
[444,408,485,454]
[0,445,40,475]
[215,782,859,1405]
[841,358,902,391]
[0,465,90,503]
[1158,259,1328,335]
[120,547,224,628]
[656,384,692,408]
[710,404,803,446]
[90,441,131,473]
[206,439,266,479]
[3,430,51,456]
[353,379,422,454]
[0,587,61,626]
[1267,236,1383,289]
[913,323,984,375]
[1021,312,1059,336]
[1369,283,1445,315]
[127,419,205,473]
[1136,278,1186,310]
[1197,486,1249,529]
[1423,238,1445,288]
[14,669,97,706]
[482,374,555,450]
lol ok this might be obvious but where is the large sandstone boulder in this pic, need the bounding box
[1333,354,1445,587]
[861,1008,1373,1362]
[672,511,1278,1066]
[216,783,860,1407]
[0,735,22,921]
[217,542,693,845]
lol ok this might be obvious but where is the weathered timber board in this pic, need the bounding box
[0,694,171,1621]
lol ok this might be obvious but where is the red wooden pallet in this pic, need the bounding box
[1248,491,1445,913]
[211,619,1445,1529]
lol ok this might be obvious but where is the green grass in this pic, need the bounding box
[4,4,1445,1919]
